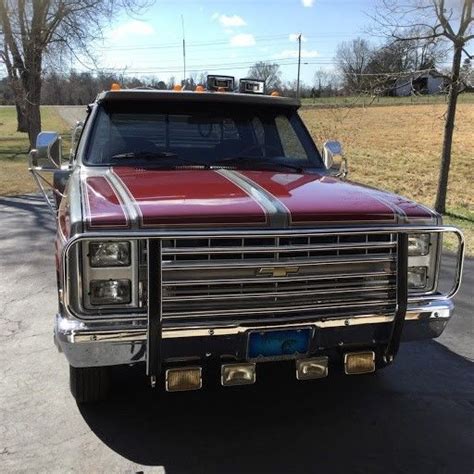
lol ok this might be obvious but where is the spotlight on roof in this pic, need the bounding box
[239,78,265,94]
[207,75,235,92]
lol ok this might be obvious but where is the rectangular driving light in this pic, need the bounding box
[207,75,235,92]
[89,279,131,305]
[166,367,202,392]
[89,241,131,267]
[344,351,375,375]
[221,363,256,386]
[296,357,328,380]
[239,78,265,94]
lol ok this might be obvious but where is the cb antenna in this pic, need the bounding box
[181,15,186,86]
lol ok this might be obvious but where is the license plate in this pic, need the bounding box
[248,328,311,360]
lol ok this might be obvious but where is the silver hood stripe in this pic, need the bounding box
[216,169,289,228]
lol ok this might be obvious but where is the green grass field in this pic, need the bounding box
[0,102,472,255]
[0,107,72,195]
[301,92,474,108]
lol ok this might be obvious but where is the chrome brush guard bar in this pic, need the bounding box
[62,225,465,378]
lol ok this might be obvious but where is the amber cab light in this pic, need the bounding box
[110,83,121,91]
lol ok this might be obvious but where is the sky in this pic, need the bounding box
[84,0,377,86]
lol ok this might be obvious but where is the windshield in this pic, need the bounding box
[84,102,324,171]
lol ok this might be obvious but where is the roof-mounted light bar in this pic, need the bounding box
[207,75,235,92]
[239,78,265,94]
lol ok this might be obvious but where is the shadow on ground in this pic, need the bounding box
[80,341,474,474]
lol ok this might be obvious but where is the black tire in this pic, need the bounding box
[69,365,110,403]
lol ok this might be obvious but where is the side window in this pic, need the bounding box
[275,115,308,160]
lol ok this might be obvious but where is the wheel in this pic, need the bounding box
[69,365,111,403]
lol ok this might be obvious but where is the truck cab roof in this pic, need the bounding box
[95,89,301,109]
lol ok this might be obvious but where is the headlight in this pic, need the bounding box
[408,233,430,256]
[89,279,131,305]
[407,266,428,289]
[89,241,130,267]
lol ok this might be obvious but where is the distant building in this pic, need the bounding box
[392,70,446,96]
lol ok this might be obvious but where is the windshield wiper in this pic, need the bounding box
[214,156,304,173]
[110,151,211,168]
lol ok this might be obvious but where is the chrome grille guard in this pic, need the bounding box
[62,225,465,380]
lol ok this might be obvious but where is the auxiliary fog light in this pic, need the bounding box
[166,367,202,392]
[89,279,131,305]
[407,266,428,289]
[221,363,256,386]
[296,357,329,380]
[344,351,376,375]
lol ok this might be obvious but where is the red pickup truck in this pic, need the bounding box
[30,76,464,403]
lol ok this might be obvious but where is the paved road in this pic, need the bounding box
[0,194,472,473]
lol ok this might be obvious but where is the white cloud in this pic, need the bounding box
[275,48,320,59]
[289,33,308,42]
[109,20,155,40]
[302,0,315,6]
[215,14,247,27]
[230,33,256,47]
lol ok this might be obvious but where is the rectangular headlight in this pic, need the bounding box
[407,266,428,289]
[89,241,130,267]
[90,279,131,305]
[408,233,430,256]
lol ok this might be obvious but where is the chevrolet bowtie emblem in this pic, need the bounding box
[257,266,300,277]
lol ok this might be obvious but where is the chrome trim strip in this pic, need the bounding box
[163,271,395,287]
[161,254,395,271]
[66,304,453,343]
[217,169,289,227]
[162,240,397,255]
[107,169,140,230]
[162,285,395,302]
[162,299,396,318]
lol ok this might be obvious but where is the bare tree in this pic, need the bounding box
[247,61,282,90]
[0,0,151,147]
[374,0,473,214]
[335,38,374,93]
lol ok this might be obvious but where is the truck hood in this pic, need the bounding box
[82,167,437,230]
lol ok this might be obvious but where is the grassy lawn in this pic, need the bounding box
[301,92,474,108]
[0,107,71,195]
[300,102,474,254]
[0,103,472,255]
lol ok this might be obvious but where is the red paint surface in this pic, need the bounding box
[113,168,267,226]
[239,171,403,224]
[85,176,128,228]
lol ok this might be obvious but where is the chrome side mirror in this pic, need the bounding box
[28,131,64,215]
[36,131,62,168]
[322,140,348,178]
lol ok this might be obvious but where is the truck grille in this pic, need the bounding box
[158,232,398,324]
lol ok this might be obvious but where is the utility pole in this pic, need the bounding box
[296,33,302,99]
[181,15,186,87]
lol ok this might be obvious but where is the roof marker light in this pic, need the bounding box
[271,91,281,97]
[173,84,183,92]
[195,85,205,93]
[110,83,121,91]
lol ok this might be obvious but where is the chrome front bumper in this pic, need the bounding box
[55,299,454,368]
